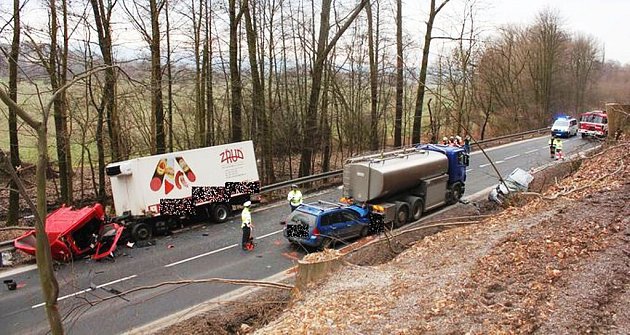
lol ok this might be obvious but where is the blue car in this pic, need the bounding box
[283,202,371,250]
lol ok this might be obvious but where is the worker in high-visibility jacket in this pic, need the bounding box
[241,201,253,250]
[287,184,303,212]
[554,137,564,160]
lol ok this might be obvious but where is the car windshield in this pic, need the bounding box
[581,114,605,124]
[553,120,569,127]
[287,211,317,227]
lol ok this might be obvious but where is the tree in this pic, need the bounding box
[394,0,403,147]
[526,9,567,125]
[89,0,119,202]
[568,34,599,114]
[229,0,244,142]
[298,0,368,177]
[366,0,379,151]
[6,0,22,226]
[411,0,450,144]
[0,67,111,334]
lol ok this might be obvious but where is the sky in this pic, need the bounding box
[5,0,629,65]
[406,0,630,65]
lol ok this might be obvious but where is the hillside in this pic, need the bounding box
[249,140,628,334]
[159,139,628,334]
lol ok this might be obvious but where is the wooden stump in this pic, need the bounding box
[294,253,342,292]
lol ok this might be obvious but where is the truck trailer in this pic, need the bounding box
[283,144,468,249]
[106,140,260,241]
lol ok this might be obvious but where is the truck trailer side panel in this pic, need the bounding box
[107,141,259,217]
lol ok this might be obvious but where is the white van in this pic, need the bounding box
[551,117,578,137]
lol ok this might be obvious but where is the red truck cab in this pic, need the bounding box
[14,204,123,261]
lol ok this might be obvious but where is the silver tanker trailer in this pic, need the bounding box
[342,144,469,228]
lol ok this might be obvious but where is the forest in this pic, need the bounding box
[1,0,629,225]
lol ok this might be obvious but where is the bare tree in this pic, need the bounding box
[298,0,368,177]
[366,0,379,151]
[411,0,450,144]
[229,0,244,142]
[6,0,22,226]
[568,34,599,114]
[394,0,403,147]
[89,0,119,201]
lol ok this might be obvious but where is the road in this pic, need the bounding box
[0,135,599,334]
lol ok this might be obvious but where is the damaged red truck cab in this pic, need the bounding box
[14,204,123,261]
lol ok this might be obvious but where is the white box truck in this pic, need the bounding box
[105,140,260,241]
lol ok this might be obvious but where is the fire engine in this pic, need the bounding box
[578,110,608,138]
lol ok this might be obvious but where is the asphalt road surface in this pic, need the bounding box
[0,135,599,334]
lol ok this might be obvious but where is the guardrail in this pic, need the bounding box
[0,127,551,254]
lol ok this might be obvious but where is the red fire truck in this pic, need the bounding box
[578,110,608,138]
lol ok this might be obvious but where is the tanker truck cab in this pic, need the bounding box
[418,144,469,204]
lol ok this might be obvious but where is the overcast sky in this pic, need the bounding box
[406,0,630,65]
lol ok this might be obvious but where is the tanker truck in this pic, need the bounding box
[283,144,468,249]
[342,144,469,228]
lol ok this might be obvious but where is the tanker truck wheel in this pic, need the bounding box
[394,201,409,228]
[405,196,424,222]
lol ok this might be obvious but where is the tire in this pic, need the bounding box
[131,222,152,241]
[449,183,464,205]
[405,196,423,222]
[394,201,409,228]
[581,133,587,139]
[212,203,231,223]
[360,226,369,237]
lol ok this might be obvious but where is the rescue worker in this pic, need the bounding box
[548,135,556,158]
[554,136,564,160]
[287,184,303,212]
[463,135,471,154]
[241,201,253,250]
[441,136,449,145]
[455,135,463,147]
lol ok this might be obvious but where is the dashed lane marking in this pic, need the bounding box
[479,163,491,168]
[525,149,538,154]
[504,154,520,160]
[164,244,238,268]
[32,275,137,309]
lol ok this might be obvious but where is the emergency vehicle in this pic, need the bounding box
[578,110,608,138]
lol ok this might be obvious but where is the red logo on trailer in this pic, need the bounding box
[220,148,245,164]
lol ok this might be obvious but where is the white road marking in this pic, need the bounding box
[256,229,283,240]
[504,154,520,160]
[525,149,538,154]
[164,244,238,268]
[466,168,473,172]
[479,163,491,168]
[495,160,505,164]
[32,275,137,309]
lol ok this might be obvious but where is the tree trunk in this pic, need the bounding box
[229,0,243,142]
[151,0,165,154]
[204,0,214,146]
[366,2,378,151]
[412,0,450,144]
[299,0,368,177]
[7,0,21,226]
[165,0,174,152]
[394,0,403,147]
[89,0,119,201]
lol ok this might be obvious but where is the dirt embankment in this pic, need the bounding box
[159,140,628,335]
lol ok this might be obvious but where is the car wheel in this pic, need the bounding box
[449,183,463,205]
[131,223,152,241]
[360,226,369,237]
